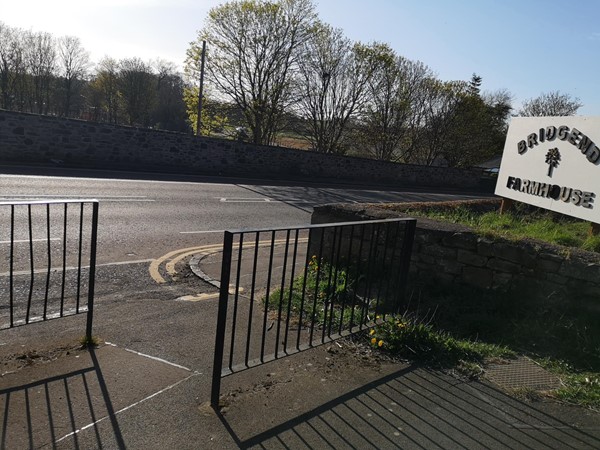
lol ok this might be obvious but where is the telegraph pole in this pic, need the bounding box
[196,40,206,136]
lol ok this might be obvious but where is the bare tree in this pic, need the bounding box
[357,46,434,161]
[0,22,23,110]
[295,23,375,154]
[89,57,121,123]
[186,0,317,145]
[23,31,56,114]
[57,36,90,117]
[517,91,582,117]
[118,57,155,126]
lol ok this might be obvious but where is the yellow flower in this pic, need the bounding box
[378,340,384,347]
[398,322,405,328]
[371,337,377,345]
[369,329,375,335]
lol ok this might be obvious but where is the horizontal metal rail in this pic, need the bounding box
[211,217,416,408]
[0,200,99,340]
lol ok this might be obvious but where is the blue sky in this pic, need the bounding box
[3,0,599,114]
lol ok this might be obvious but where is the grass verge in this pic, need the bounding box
[403,203,600,252]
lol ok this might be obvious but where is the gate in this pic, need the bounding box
[211,218,416,407]
[0,200,99,340]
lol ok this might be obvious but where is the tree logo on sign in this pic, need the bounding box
[545,147,561,177]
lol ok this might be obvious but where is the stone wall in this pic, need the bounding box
[312,202,600,313]
[0,109,486,188]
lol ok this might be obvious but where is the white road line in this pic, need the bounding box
[0,238,61,244]
[0,194,150,198]
[104,342,192,371]
[0,258,154,277]
[179,230,225,234]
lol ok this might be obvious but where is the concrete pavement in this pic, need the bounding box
[0,256,598,449]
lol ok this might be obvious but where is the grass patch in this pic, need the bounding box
[401,286,600,409]
[404,204,599,252]
[368,314,515,376]
[263,256,368,331]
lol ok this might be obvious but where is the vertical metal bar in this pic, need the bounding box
[338,225,354,335]
[228,233,244,371]
[374,222,392,317]
[395,220,416,313]
[296,228,313,350]
[244,231,260,367]
[75,203,84,312]
[60,203,68,316]
[274,230,291,357]
[349,224,366,330]
[85,202,99,341]
[308,228,325,345]
[382,220,401,317]
[211,231,234,409]
[326,226,343,340]
[25,204,34,324]
[360,223,379,329]
[9,205,14,328]
[321,227,338,343]
[43,204,51,320]
[283,229,299,353]
[260,231,276,363]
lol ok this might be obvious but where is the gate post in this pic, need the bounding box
[211,231,234,409]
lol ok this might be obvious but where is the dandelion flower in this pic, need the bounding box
[371,337,377,345]
[369,329,375,335]
[378,340,384,347]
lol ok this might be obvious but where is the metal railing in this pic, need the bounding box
[211,217,416,407]
[0,200,99,339]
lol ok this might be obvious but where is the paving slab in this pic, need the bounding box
[0,343,192,449]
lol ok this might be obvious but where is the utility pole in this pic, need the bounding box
[196,40,206,136]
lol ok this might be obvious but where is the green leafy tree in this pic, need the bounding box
[186,0,317,145]
[183,85,229,136]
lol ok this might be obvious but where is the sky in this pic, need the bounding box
[2,0,599,115]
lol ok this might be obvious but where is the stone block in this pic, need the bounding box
[486,257,521,274]
[442,232,478,251]
[457,249,487,267]
[559,260,600,281]
[477,237,495,257]
[462,266,494,289]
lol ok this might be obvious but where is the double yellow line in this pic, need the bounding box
[149,237,309,286]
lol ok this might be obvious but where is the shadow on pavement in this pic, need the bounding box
[1,348,124,449]
[217,366,600,449]
[0,344,190,449]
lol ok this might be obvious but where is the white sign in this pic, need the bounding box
[495,116,600,223]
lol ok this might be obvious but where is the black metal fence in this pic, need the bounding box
[211,218,416,407]
[0,200,99,339]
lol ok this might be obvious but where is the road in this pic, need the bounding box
[0,169,488,265]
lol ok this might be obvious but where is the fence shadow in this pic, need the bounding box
[217,366,600,449]
[0,348,125,450]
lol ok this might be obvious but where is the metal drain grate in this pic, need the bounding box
[485,356,562,391]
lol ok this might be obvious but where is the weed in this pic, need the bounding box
[79,335,99,348]
[263,256,368,330]
[368,314,515,369]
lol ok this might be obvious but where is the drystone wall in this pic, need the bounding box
[0,109,486,188]
[312,202,600,313]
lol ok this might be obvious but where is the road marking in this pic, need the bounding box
[150,238,309,284]
[218,197,311,203]
[0,238,61,244]
[0,258,154,277]
[176,286,244,302]
[179,230,225,234]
